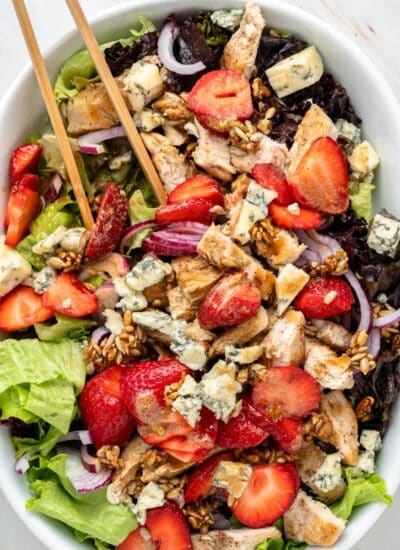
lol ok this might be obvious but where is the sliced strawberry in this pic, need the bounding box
[42,272,99,317]
[5,188,42,246]
[252,366,321,420]
[288,136,349,214]
[155,198,215,226]
[13,173,44,192]
[188,69,253,133]
[283,462,301,493]
[167,175,224,207]
[0,285,53,332]
[272,417,303,454]
[121,360,190,424]
[86,182,128,259]
[216,398,270,449]
[198,272,261,330]
[269,202,322,230]
[294,277,355,319]
[251,164,294,205]
[184,452,233,503]
[79,366,135,449]
[138,409,193,445]
[10,143,42,186]
[231,463,299,528]
[158,408,218,463]
[146,501,192,550]
[116,528,156,550]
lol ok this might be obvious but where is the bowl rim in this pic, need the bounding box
[0,1,399,549]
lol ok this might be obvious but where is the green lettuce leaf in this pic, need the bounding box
[27,454,136,546]
[54,16,157,103]
[39,134,78,179]
[256,538,306,550]
[125,166,157,206]
[35,314,96,342]
[17,195,78,269]
[12,424,62,458]
[126,189,157,251]
[330,468,393,520]
[349,180,375,222]
[0,339,86,433]
[73,530,110,550]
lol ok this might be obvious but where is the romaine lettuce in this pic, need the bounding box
[27,453,136,546]
[256,539,306,550]
[349,179,375,222]
[35,314,96,342]
[126,189,157,251]
[330,468,393,520]
[12,423,63,458]
[0,339,86,433]
[54,16,156,103]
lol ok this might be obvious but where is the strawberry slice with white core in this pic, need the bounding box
[252,366,321,420]
[231,463,299,528]
[288,136,349,214]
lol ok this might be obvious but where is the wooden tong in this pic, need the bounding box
[12,0,166,232]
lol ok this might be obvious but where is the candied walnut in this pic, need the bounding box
[47,250,83,272]
[355,396,375,422]
[252,77,272,100]
[373,302,400,339]
[347,330,376,375]
[304,249,349,278]
[97,445,124,470]
[228,120,263,153]
[183,497,221,534]
[152,92,192,121]
[234,446,294,465]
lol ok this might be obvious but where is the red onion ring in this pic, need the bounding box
[367,327,381,359]
[373,309,400,329]
[15,451,34,475]
[143,231,199,256]
[58,446,111,494]
[81,445,101,474]
[77,126,127,155]
[160,222,209,235]
[59,430,93,446]
[119,220,157,252]
[90,326,110,345]
[158,21,206,75]
[344,270,372,333]
[44,172,64,203]
[296,230,332,259]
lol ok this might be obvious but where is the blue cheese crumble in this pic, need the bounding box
[225,344,264,364]
[130,482,165,525]
[210,9,243,31]
[171,375,203,428]
[360,430,382,452]
[311,452,342,493]
[367,211,400,258]
[198,361,242,422]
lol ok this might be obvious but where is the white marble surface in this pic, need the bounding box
[0,1,399,549]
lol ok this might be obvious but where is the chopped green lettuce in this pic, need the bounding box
[35,314,96,342]
[54,16,157,103]
[349,180,375,222]
[39,134,78,179]
[125,166,157,206]
[27,454,136,546]
[17,195,78,269]
[330,468,393,520]
[126,190,158,251]
[0,339,86,433]
[86,275,105,289]
[13,423,63,458]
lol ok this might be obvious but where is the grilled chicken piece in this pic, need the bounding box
[197,224,275,299]
[287,104,338,177]
[192,527,281,550]
[141,132,196,193]
[152,91,192,122]
[294,441,346,503]
[107,437,150,505]
[209,306,269,358]
[163,120,189,146]
[224,175,251,219]
[141,452,193,483]
[231,135,289,174]
[284,490,346,547]
[221,3,266,78]
[167,286,199,321]
[66,81,127,136]
[304,338,354,390]
[193,119,237,182]
[318,391,359,465]
[262,309,306,366]
[172,255,223,303]
[310,319,352,352]
[265,225,307,269]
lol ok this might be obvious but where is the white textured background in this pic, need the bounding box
[0,1,399,549]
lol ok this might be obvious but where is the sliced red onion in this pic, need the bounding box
[143,230,200,256]
[160,222,209,236]
[344,270,372,333]
[44,172,64,203]
[58,446,111,494]
[306,230,342,254]
[119,220,157,252]
[158,22,206,75]
[81,445,101,474]
[95,282,119,310]
[77,126,127,155]
[59,430,93,446]
[212,512,233,531]
[367,328,381,359]
[296,230,332,259]
[90,326,110,345]
[15,451,34,475]
[373,309,400,329]
[299,248,322,264]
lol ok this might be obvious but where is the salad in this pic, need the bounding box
[1,3,399,549]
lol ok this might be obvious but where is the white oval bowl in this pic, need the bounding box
[0,1,399,549]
